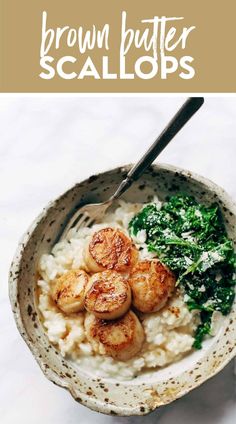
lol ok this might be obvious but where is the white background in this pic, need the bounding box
[0,96,235,423]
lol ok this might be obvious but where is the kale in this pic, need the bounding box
[129,194,236,348]
[192,311,213,349]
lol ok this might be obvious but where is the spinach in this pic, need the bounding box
[129,194,236,349]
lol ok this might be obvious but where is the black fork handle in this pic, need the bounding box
[111,97,204,200]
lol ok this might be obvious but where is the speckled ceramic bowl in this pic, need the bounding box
[9,163,236,416]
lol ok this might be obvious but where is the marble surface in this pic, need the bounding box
[0,96,236,423]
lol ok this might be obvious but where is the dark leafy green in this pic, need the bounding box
[129,194,236,348]
[192,310,213,349]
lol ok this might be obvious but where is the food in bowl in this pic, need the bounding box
[85,309,145,361]
[84,270,132,320]
[129,260,175,313]
[129,194,236,349]
[51,269,89,313]
[37,195,235,380]
[85,227,138,273]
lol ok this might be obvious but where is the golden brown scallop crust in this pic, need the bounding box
[51,269,89,314]
[85,310,145,360]
[129,260,176,313]
[86,227,138,273]
[85,271,131,320]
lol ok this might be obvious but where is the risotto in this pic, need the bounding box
[37,201,199,380]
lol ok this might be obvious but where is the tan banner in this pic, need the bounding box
[1,0,236,92]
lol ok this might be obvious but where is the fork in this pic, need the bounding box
[60,97,204,240]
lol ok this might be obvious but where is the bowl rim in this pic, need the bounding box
[9,162,236,416]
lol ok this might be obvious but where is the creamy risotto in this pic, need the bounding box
[37,201,199,380]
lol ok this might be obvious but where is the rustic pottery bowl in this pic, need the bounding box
[9,163,236,416]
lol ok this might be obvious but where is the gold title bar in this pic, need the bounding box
[1,0,236,92]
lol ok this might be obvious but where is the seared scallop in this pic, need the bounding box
[85,271,131,320]
[129,260,176,313]
[84,310,145,361]
[51,269,89,314]
[84,227,138,273]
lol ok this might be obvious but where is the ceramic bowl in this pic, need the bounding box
[9,163,236,416]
